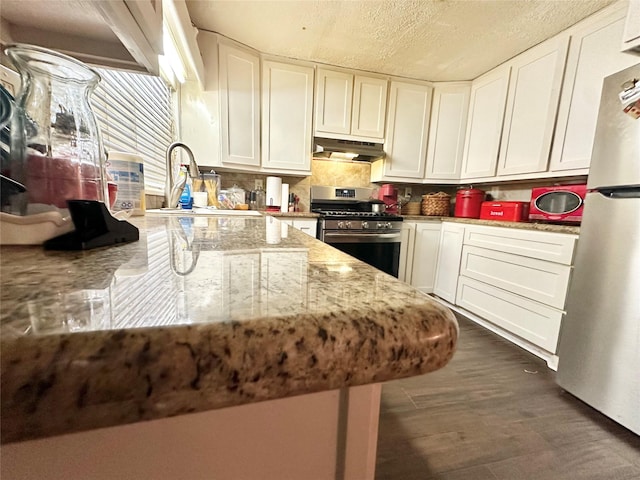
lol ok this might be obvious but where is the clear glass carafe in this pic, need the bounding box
[5,44,106,216]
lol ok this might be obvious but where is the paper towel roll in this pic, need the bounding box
[266,176,282,208]
[280,184,289,213]
[265,215,281,244]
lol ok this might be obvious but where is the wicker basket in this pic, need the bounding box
[421,192,451,216]
[401,202,422,216]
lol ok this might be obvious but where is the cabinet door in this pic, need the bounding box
[262,61,314,173]
[398,222,416,283]
[463,224,577,265]
[292,219,318,238]
[433,222,465,303]
[551,8,638,171]
[497,36,569,176]
[218,42,260,167]
[315,68,353,135]
[383,81,432,179]
[622,0,640,52]
[460,245,572,310]
[460,66,510,179]
[456,276,563,353]
[351,76,388,139]
[409,222,441,293]
[426,84,471,180]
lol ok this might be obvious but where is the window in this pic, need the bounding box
[91,68,175,195]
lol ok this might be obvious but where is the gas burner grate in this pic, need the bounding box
[314,210,400,219]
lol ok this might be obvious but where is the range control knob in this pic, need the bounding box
[337,221,345,229]
[362,221,369,229]
[345,221,352,229]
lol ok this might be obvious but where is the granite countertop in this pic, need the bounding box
[401,215,580,234]
[0,215,457,444]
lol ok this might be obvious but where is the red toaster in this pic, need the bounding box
[479,201,530,222]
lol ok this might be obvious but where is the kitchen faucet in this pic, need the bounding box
[165,142,200,208]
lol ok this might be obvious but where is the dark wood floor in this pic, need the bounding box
[375,315,640,480]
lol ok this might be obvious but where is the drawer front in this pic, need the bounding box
[463,224,577,265]
[456,276,563,353]
[460,245,571,309]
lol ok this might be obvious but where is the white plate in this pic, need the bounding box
[0,211,74,245]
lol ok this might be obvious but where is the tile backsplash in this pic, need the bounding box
[150,159,587,213]
[199,159,458,211]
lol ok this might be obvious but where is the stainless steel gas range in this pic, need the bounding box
[311,186,403,277]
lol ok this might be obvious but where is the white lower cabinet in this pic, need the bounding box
[456,276,563,353]
[292,219,318,238]
[433,222,465,303]
[399,221,441,292]
[454,225,577,355]
[398,222,416,283]
[459,245,572,311]
[408,222,441,293]
[279,218,318,238]
[429,222,578,360]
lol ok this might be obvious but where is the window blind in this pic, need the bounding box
[91,68,174,195]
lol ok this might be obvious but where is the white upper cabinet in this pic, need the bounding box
[314,68,387,140]
[551,5,639,171]
[315,68,353,135]
[372,80,432,180]
[261,60,314,173]
[179,31,221,168]
[351,76,388,138]
[460,66,510,179]
[621,0,640,53]
[425,83,471,180]
[497,36,569,176]
[219,41,261,168]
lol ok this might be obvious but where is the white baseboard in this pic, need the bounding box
[429,295,559,371]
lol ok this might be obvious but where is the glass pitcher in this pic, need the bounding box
[4,44,107,216]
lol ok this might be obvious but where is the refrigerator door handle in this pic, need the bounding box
[598,187,640,198]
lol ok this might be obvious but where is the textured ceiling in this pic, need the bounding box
[186,0,616,81]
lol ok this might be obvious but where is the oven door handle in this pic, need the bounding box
[323,232,401,243]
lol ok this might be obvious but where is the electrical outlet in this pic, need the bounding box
[404,187,412,197]
[254,179,264,190]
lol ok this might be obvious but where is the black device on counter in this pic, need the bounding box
[44,200,139,250]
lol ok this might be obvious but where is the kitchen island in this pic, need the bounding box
[0,214,457,479]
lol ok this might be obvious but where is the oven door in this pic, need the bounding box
[322,231,401,277]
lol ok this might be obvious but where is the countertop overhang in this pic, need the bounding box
[0,215,457,444]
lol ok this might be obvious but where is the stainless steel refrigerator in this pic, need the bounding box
[556,63,640,435]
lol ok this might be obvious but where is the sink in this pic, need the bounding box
[146,208,262,217]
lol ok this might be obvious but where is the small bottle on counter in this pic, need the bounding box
[288,192,295,212]
[254,185,266,211]
[249,190,258,210]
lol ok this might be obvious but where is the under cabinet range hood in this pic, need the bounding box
[313,137,385,162]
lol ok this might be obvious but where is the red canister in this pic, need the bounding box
[454,188,485,218]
